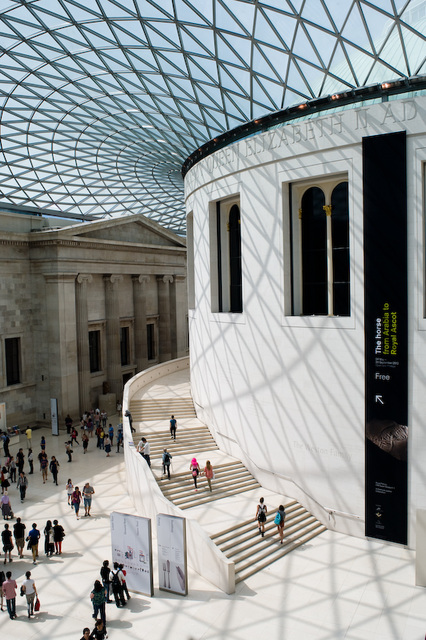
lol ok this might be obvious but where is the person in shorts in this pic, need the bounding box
[83,482,95,517]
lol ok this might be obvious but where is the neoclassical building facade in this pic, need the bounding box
[0,207,187,427]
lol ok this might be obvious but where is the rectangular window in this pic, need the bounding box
[5,337,21,385]
[120,327,130,366]
[147,323,155,360]
[89,330,101,373]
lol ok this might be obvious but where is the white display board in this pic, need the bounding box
[110,512,153,597]
[157,513,188,596]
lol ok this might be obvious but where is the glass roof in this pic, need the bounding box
[0,0,425,234]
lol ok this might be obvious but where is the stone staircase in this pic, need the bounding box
[129,397,196,422]
[157,461,261,510]
[211,501,327,583]
[132,425,219,458]
[131,393,327,583]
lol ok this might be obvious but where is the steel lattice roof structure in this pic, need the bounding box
[0,0,425,234]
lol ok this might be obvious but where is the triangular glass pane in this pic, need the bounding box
[259,6,297,49]
[300,0,336,31]
[215,1,251,36]
[341,3,374,52]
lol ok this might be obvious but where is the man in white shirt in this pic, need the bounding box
[139,437,151,467]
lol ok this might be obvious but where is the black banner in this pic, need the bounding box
[363,131,408,545]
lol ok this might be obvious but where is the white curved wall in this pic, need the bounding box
[185,95,426,544]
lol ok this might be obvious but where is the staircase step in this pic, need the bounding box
[210,501,299,542]
[178,480,262,510]
[235,524,327,583]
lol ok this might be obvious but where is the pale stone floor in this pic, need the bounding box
[1,378,426,640]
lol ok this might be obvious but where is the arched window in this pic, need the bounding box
[290,178,350,317]
[301,187,327,315]
[229,204,242,313]
[210,198,243,313]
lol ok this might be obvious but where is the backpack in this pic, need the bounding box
[164,452,170,464]
[274,511,283,525]
[112,571,120,587]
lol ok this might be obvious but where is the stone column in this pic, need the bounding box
[104,275,123,400]
[174,274,188,358]
[75,274,92,413]
[44,273,79,423]
[132,275,150,372]
[157,275,173,362]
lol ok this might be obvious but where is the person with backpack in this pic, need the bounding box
[26,523,40,565]
[255,497,268,537]
[111,563,126,607]
[274,505,286,544]
[162,449,172,479]
[53,519,65,555]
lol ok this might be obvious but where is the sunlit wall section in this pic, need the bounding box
[185,94,426,545]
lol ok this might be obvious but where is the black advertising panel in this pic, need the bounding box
[363,131,408,545]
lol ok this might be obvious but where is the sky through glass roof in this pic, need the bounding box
[0,0,425,234]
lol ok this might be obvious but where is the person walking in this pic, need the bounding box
[170,415,177,440]
[17,471,28,503]
[108,424,114,446]
[140,437,151,467]
[83,482,95,517]
[162,449,172,479]
[65,441,73,462]
[118,564,131,600]
[25,426,32,449]
[9,456,16,483]
[49,456,60,485]
[2,523,14,564]
[112,562,126,607]
[100,559,112,603]
[44,520,54,557]
[125,410,135,433]
[71,486,82,519]
[255,497,268,537]
[189,457,200,492]
[40,436,46,451]
[82,433,89,454]
[71,427,80,446]
[204,460,214,492]
[39,451,49,483]
[65,414,73,434]
[28,449,34,474]
[91,618,108,640]
[90,579,107,627]
[1,466,10,494]
[26,523,40,564]
[22,570,38,618]
[2,570,17,619]
[104,435,111,457]
[53,519,65,555]
[116,427,123,453]
[13,517,26,558]
[17,448,25,474]
[1,491,13,520]
[275,504,286,544]
[0,569,5,611]
[66,478,74,506]
[2,434,10,458]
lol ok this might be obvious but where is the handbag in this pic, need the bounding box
[34,597,40,612]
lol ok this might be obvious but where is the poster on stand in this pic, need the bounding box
[110,512,153,596]
[50,398,59,436]
[157,513,188,596]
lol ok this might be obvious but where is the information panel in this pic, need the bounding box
[363,131,408,545]
[110,512,153,597]
[157,513,188,596]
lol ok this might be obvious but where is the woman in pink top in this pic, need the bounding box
[189,458,200,491]
[204,460,214,492]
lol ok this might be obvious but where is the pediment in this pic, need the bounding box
[56,214,185,248]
